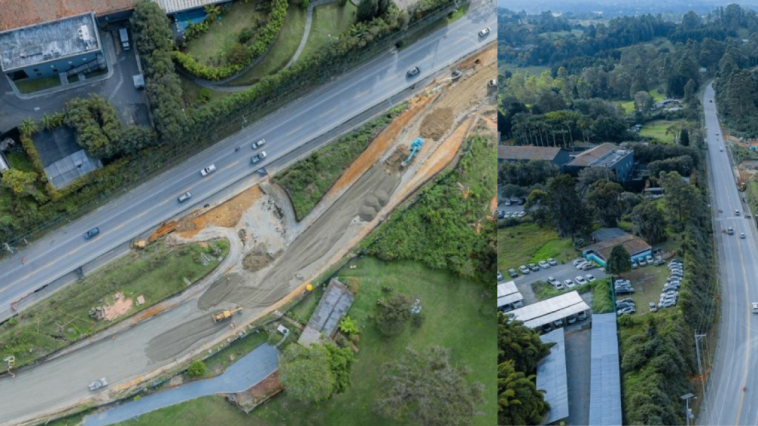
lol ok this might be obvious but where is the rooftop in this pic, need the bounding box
[566,143,631,168]
[157,0,230,14]
[0,0,135,31]
[582,233,652,261]
[537,328,570,424]
[588,314,622,426]
[498,145,564,162]
[497,281,524,308]
[0,13,100,72]
[591,227,628,243]
[508,291,590,329]
[298,278,354,346]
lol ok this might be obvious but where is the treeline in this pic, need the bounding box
[715,47,758,136]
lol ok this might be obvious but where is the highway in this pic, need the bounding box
[700,82,758,425]
[0,4,495,321]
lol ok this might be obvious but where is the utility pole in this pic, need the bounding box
[681,393,695,426]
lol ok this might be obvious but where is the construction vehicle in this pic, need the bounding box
[132,240,147,249]
[401,138,425,168]
[738,178,747,192]
[212,307,243,323]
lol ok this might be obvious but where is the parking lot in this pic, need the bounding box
[497,199,525,218]
[508,261,608,304]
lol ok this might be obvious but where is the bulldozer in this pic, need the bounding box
[212,307,243,323]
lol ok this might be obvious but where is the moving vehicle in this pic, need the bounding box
[741,233,747,239]
[212,306,243,323]
[736,209,741,216]
[200,164,216,176]
[252,139,266,150]
[84,227,100,240]
[251,151,267,163]
[406,66,420,78]
[753,302,758,314]
[89,377,108,391]
[478,27,491,37]
[177,192,192,203]
[728,227,735,235]
[119,28,130,50]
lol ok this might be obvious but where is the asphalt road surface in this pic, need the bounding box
[0,5,496,322]
[700,82,758,425]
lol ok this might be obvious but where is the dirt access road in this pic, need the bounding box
[0,45,496,426]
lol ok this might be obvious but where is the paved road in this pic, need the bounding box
[83,344,278,426]
[0,5,496,321]
[700,82,758,425]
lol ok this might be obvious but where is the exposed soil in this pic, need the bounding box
[177,186,263,238]
[104,292,134,321]
[420,107,454,141]
[384,146,410,174]
[243,244,282,272]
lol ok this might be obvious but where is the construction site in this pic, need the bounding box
[0,44,497,426]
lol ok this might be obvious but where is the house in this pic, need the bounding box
[298,278,355,347]
[581,230,652,266]
[497,145,572,168]
[563,143,634,182]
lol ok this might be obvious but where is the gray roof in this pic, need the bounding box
[588,313,622,426]
[566,143,631,168]
[508,291,589,329]
[497,281,524,308]
[538,328,570,424]
[298,278,354,346]
[157,0,230,14]
[0,13,100,72]
[591,228,628,243]
[44,149,102,190]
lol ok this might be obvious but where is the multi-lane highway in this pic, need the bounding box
[700,82,758,425]
[0,5,495,321]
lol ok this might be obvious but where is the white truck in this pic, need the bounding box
[119,28,130,51]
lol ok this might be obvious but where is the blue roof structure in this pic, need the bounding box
[537,328,569,424]
[589,313,622,426]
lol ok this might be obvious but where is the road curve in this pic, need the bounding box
[0,5,496,320]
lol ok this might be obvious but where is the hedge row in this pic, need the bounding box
[172,0,289,81]
[18,131,47,186]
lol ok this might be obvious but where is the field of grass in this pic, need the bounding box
[5,150,34,172]
[622,263,671,314]
[0,239,229,369]
[298,2,357,61]
[273,104,405,221]
[286,284,325,324]
[619,89,665,114]
[14,77,61,94]
[639,119,685,143]
[230,1,307,86]
[185,0,267,66]
[498,223,575,271]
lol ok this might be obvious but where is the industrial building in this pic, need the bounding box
[537,328,570,424]
[582,229,652,267]
[563,143,634,182]
[0,13,104,81]
[497,280,524,312]
[507,291,590,330]
[588,314,622,426]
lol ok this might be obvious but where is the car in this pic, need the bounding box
[638,258,647,267]
[577,311,588,321]
[451,69,463,80]
[654,259,666,266]
[519,265,530,275]
[616,299,635,307]
[660,299,677,308]
[497,271,503,281]
[251,151,267,163]
[517,211,526,218]
[617,298,635,305]
[538,260,550,269]
[200,164,216,176]
[617,306,636,316]
[616,286,635,295]
[554,281,566,290]
[580,263,595,271]
[753,302,758,314]
[710,99,713,103]
[517,198,526,206]
[547,276,559,285]
[529,263,540,272]
[504,200,512,206]
[553,319,564,328]
[89,377,108,391]
[663,285,680,293]
[564,279,576,289]
[720,148,724,152]
[728,227,735,235]
[585,274,596,282]
[573,258,586,267]
[575,261,588,270]
[669,259,682,265]
[84,227,100,240]
[646,255,653,263]
[736,209,741,216]
[575,276,588,286]
[662,289,678,296]
[632,261,638,269]
[649,302,658,312]
[541,323,553,333]
[478,27,491,37]
[742,233,747,239]
[508,268,518,278]
[669,265,683,272]
[615,279,631,286]
[567,314,577,324]
[548,258,558,266]
[406,66,420,77]
[177,191,192,203]
[252,139,266,150]
[487,78,497,87]
[670,267,683,273]
[512,300,524,309]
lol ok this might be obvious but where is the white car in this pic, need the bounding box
[575,261,588,270]
[251,151,267,163]
[89,377,108,391]
[753,302,758,314]
[200,164,216,176]
[575,276,588,286]
[564,279,576,289]
[478,27,491,37]
[547,258,558,266]
[177,191,192,203]
[585,274,596,282]
[252,138,266,150]
[572,258,586,267]
[519,265,530,275]
[538,260,550,269]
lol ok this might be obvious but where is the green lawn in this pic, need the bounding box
[287,284,325,324]
[230,1,308,86]
[498,223,575,271]
[180,76,232,109]
[619,89,665,114]
[203,330,271,377]
[639,119,688,143]
[14,77,61,94]
[122,396,251,426]
[5,150,34,172]
[0,239,229,369]
[298,2,358,61]
[185,0,267,67]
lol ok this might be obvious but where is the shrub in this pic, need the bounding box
[239,27,253,43]
[187,360,206,377]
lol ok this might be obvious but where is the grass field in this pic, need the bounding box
[185,0,267,67]
[0,239,229,369]
[298,2,357,61]
[230,1,308,86]
[619,88,665,114]
[498,223,575,271]
[14,77,61,94]
[5,150,34,172]
[122,396,250,426]
[286,284,325,324]
[639,119,694,143]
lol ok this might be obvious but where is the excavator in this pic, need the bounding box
[212,307,243,323]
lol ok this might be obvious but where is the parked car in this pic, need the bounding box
[251,151,267,163]
[573,258,586,267]
[547,276,559,286]
[577,311,588,321]
[89,377,108,391]
[553,319,564,328]
[617,306,636,316]
[478,27,491,37]
[654,259,666,266]
[660,299,676,308]
[575,261,588,270]
[517,198,526,205]
[580,263,595,271]
[529,263,540,272]
[638,258,647,267]
[585,274,596,282]
[646,255,653,264]
[538,260,550,269]
[541,323,553,333]
[519,265,530,275]
[567,314,577,324]
[513,300,524,309]
[575,276,588,286]
[497,271,503,281]
[508,268,518,278]
[632,261,638,269]
[252,139,266,150]
[177,191,192,203]
[83,227,100,240]
[200,164,216,176]
[547,258,558,266]
[616,286,635,295]
[649,302,657,312]
[564,279,576,289]
[617,297,635,305]
[517,211,526,218]
[406,66,420,77]
[504,200,512,206]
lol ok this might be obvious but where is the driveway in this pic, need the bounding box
[511,263,607,305]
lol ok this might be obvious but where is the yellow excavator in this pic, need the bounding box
[212,307,243,323]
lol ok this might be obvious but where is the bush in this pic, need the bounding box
[198,88,212,104]
[187,360,206,377]
[239,27,253,43]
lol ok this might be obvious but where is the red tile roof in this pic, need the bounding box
[0,0,136,31]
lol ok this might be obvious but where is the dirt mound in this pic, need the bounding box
[243,244,281,272]
[420,108,453,141]
[384,146,410,174]
[358,188,390,221]
[177,186,262,238]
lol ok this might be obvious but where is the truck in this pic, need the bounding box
[119,28,130,50]
[212,307,243,323]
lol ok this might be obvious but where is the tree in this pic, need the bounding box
[376,346,484,426]
[18,119,37,136]
[631,201,666,244]
[324,343,355,394]
[634,91,654,113]
[659,171,698,224]
[357,0,378,22]
[280,344,336,403]
[590,116,628,142]
[338,316,359,335]
[586,180,624,227]
[607,244,632,275]
[375,291,413,336]
[498,359,549,426]
[576,166,616,194]
[498,314,552,374]
[1,169,38,196]
[680,128,690,146]
[546,174,588,238]
[683,79,697,104]
[187,360,206,377]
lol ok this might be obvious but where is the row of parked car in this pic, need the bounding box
[540,310,589,333]
[632,254,665,268]
[498,210,526,219]
[616,298,636,316]
[545,273,596,290]
[656,259,683,309]
[509,258,559,277]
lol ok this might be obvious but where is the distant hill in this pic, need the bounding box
[498,0,758,16]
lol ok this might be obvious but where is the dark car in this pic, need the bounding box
[508,268,518,278]
[406,66,420,78]
[517,198,526,206]
[84,227,100,240]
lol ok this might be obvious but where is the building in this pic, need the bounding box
[497,145,572,167]
[497,281,524,312]
[0,0,136,31]
[537,329,570,424]
[0,13,104,81]
[507,291,590,330]
[588,314,622,426]
[157,0,231,14]
[298,278,355,346]
[563,143,634,182]
[582,230,652,267]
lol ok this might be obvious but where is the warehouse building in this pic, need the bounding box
[563,143,634,182]
[497,281,524,312]
[507,291,590,331]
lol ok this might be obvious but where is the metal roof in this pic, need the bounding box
[522,303,589,329]
[509,291,589,329]
[537,328,570,424]
[498,145,564,162]
[567,143,631,168]
[0,0,135,32]
[498,293,524,308]
[589,313,622,426]
[156,0,229,14]
[497,281,518,298]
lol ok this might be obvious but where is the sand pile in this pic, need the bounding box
[420,108,453,141]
